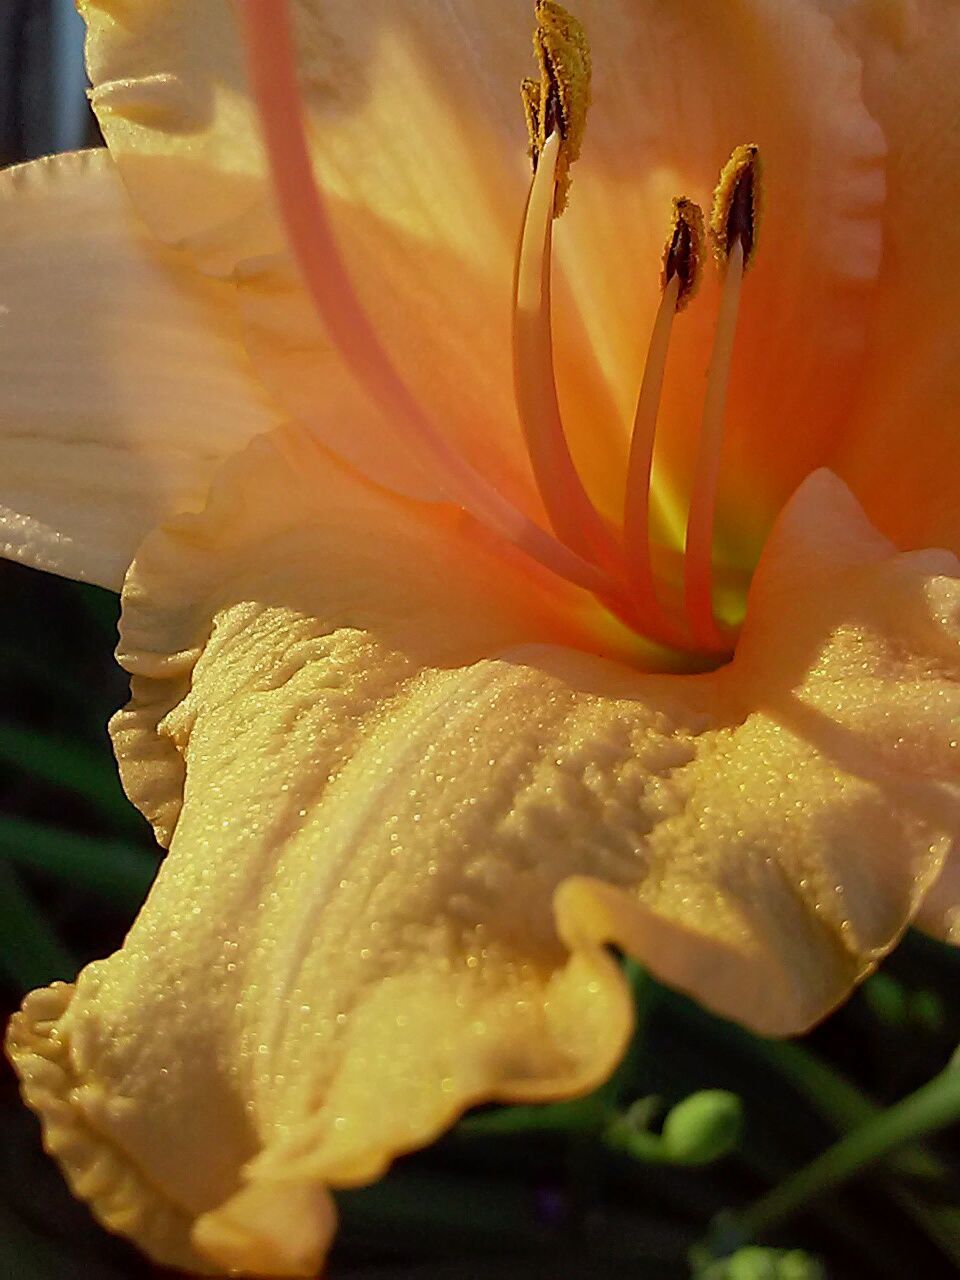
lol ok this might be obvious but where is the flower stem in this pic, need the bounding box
[662,987,949,1182]
[729,1058,960,1244]
[752,1036,945,1183]
[0,862,75,991]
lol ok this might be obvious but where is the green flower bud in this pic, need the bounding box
[863,972,908,1026]
[910,988,945,1033]
[662,1089,743,1165]
[726,1247,780,1280]
[778,1250,826,1280]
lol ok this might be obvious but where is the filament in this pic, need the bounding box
[513,130,623,574]
[622,272,691,647]
[683,237,745,651]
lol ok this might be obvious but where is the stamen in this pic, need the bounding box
[238,0,618,599]
[710,143,761,269]
[514,130,622,574]
[623,199,704,647]
[525,1,592,215]
[663,196,706,311]
[684,145,761,650]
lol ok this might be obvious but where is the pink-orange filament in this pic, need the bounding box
[238,0,616,601]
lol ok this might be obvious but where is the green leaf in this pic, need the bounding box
[0,815,157,907]
[0,720,138,830]
[0,862,75,991]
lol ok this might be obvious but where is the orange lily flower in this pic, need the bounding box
[2,1,959,1275]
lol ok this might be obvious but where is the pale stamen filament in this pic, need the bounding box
[683,235,745,651]
[622,271,688,645]
[514,130,624,576]
[239,0,618,599]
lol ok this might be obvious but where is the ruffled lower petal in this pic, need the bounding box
[8,433,958,1276]
[5,982,212,1273]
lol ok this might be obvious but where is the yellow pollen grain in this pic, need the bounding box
[710,143,762,271]
[521,0,592,217]
[661,196,705,311]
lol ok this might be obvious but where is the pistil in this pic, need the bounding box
[238,0,617,599]
[243,0,762,662]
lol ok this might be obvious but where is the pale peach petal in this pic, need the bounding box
[81,0,544,508]
[826,0,960,554]
[8,431,957,1276]
[81,1,885,540]
[0,150,281,588]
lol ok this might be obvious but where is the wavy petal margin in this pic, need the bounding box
[8,430,958,1275]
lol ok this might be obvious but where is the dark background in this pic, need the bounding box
[1,6,959,1278]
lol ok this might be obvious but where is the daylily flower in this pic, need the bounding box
[3,0,959,1274]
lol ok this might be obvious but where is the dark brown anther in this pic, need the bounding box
[661,197,705,311]
[519,1,591,216]
[710,143,762,270]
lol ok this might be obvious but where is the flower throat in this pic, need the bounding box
[238,0,760,661]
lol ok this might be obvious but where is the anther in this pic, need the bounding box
[684,145,762,651]
[623,199,706,648]
[662,197,705,311]
[710,143,761,269]
[522,0,591,215]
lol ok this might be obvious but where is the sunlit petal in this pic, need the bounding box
[916,849,960,944]
[827,0,960,553]
[0,150,281,588]
[81,1,884,543]
[81,0,544,509]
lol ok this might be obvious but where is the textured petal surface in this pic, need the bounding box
[8,430,959,1276]
[81,0,885,542]
[827,0,960,555]
[0,150,281,588]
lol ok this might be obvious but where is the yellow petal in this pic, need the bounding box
[80,2,884,536]
[0,150,281,588]
[8,429,958,1276]
[827,0,960,554]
